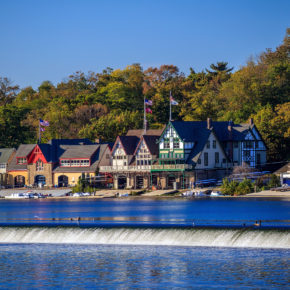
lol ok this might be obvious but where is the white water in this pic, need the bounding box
[0,227,289,249]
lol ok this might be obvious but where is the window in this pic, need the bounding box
[36,159,44,171]
[213,140,216,149]
[206,141,210,148]
[71,160,80,167]
[0,163,6,169]
[204,152,208,166]
[222,158,226,163]
[80,160,89,167]
[215,152,219,164]
[198,158,201,164]
[164,142,170,149]
[17,158,27,164]
[173,139,180,148]
[106,154,110,159]
[61,159,70,166]
[234,142,238,148]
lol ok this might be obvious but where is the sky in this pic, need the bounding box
[0,0,289,89]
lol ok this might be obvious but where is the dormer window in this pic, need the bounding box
[60,159,90,167]
[17,157,27,164]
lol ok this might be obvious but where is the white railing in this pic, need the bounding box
[151,164,192,170]
[100,165,151,172]
[100,164,192,172]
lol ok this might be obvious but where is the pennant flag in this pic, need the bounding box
[145,99,153,106]
[170,96,178,105]
[146,107,152,114]
[39,119,50,126]
[40,127,45,132]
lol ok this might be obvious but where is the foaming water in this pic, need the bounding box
[0,226,289,249]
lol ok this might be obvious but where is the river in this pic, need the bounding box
[0,197,289,288]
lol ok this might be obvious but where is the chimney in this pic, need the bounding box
[95,138,101,144]
[207,118,212,129]
[249,118,254,126]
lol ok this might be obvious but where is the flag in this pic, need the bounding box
[146,107,152,114]
[145,99,153,106]
[40,127,45,132]
[39,119,50,126]
[170,96,178,105]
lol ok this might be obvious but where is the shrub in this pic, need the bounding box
[221,178,254,195]
[221,178,238,196]
[236,179,254,195]
[268,174,281,188]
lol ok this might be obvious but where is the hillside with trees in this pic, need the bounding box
[0,29,289,163]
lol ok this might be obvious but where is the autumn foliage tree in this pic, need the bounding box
[0,29,289,163]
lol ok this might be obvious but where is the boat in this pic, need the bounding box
[210,191,223,196]
[182,191,194,197]
[194,190,207,197]
[5,192,34,199]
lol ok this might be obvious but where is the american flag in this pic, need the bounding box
[39,119,50,126]
[146,107,152,114]
[170,96,178,105]
[145,99,153,106]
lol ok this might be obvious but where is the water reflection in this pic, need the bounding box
[0,244,289,288]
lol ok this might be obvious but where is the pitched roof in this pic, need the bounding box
[186,129,211,164]
[38,144,53,162]
[15,144,36,157]
[53,144,108,173]
[142,135,160,155]
[7,144,35,171]
[59,145,99,159]
[126,128,164,138]
[0,148,15,164]
[171,121,253,142]
[117,136,140,155]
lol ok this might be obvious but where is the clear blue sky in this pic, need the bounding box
[0,0,289,89]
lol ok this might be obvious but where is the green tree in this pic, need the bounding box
[0,77,19,106]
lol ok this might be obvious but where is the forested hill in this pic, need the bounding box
[0,30,289,162]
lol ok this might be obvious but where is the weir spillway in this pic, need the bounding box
[0,226,289,249]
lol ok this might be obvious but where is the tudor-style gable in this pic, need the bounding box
[112,137,128,167]
[158,122,185,160]
[27,145,48,164]
[194,131,228,169]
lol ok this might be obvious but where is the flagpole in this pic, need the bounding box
[169,91,172,122]
[38,120,41,144]
[144,96,146,135]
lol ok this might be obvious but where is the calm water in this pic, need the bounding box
[0,197,289,288]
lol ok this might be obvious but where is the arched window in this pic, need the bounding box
[36,159,44,171]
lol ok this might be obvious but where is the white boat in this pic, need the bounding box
[182,191,194,197]
[211,191,223,196]
[72,192,82,197]
[5,192,33,199]
[117,192,129,197]
[194,191,207,197]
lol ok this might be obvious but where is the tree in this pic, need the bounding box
[0,77,19,106]
[0,105,33,147]
[79,110,143,142]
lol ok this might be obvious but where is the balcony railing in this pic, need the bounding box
[100,165,151,172]
[151,164,192,170]
[100,163,193,172]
